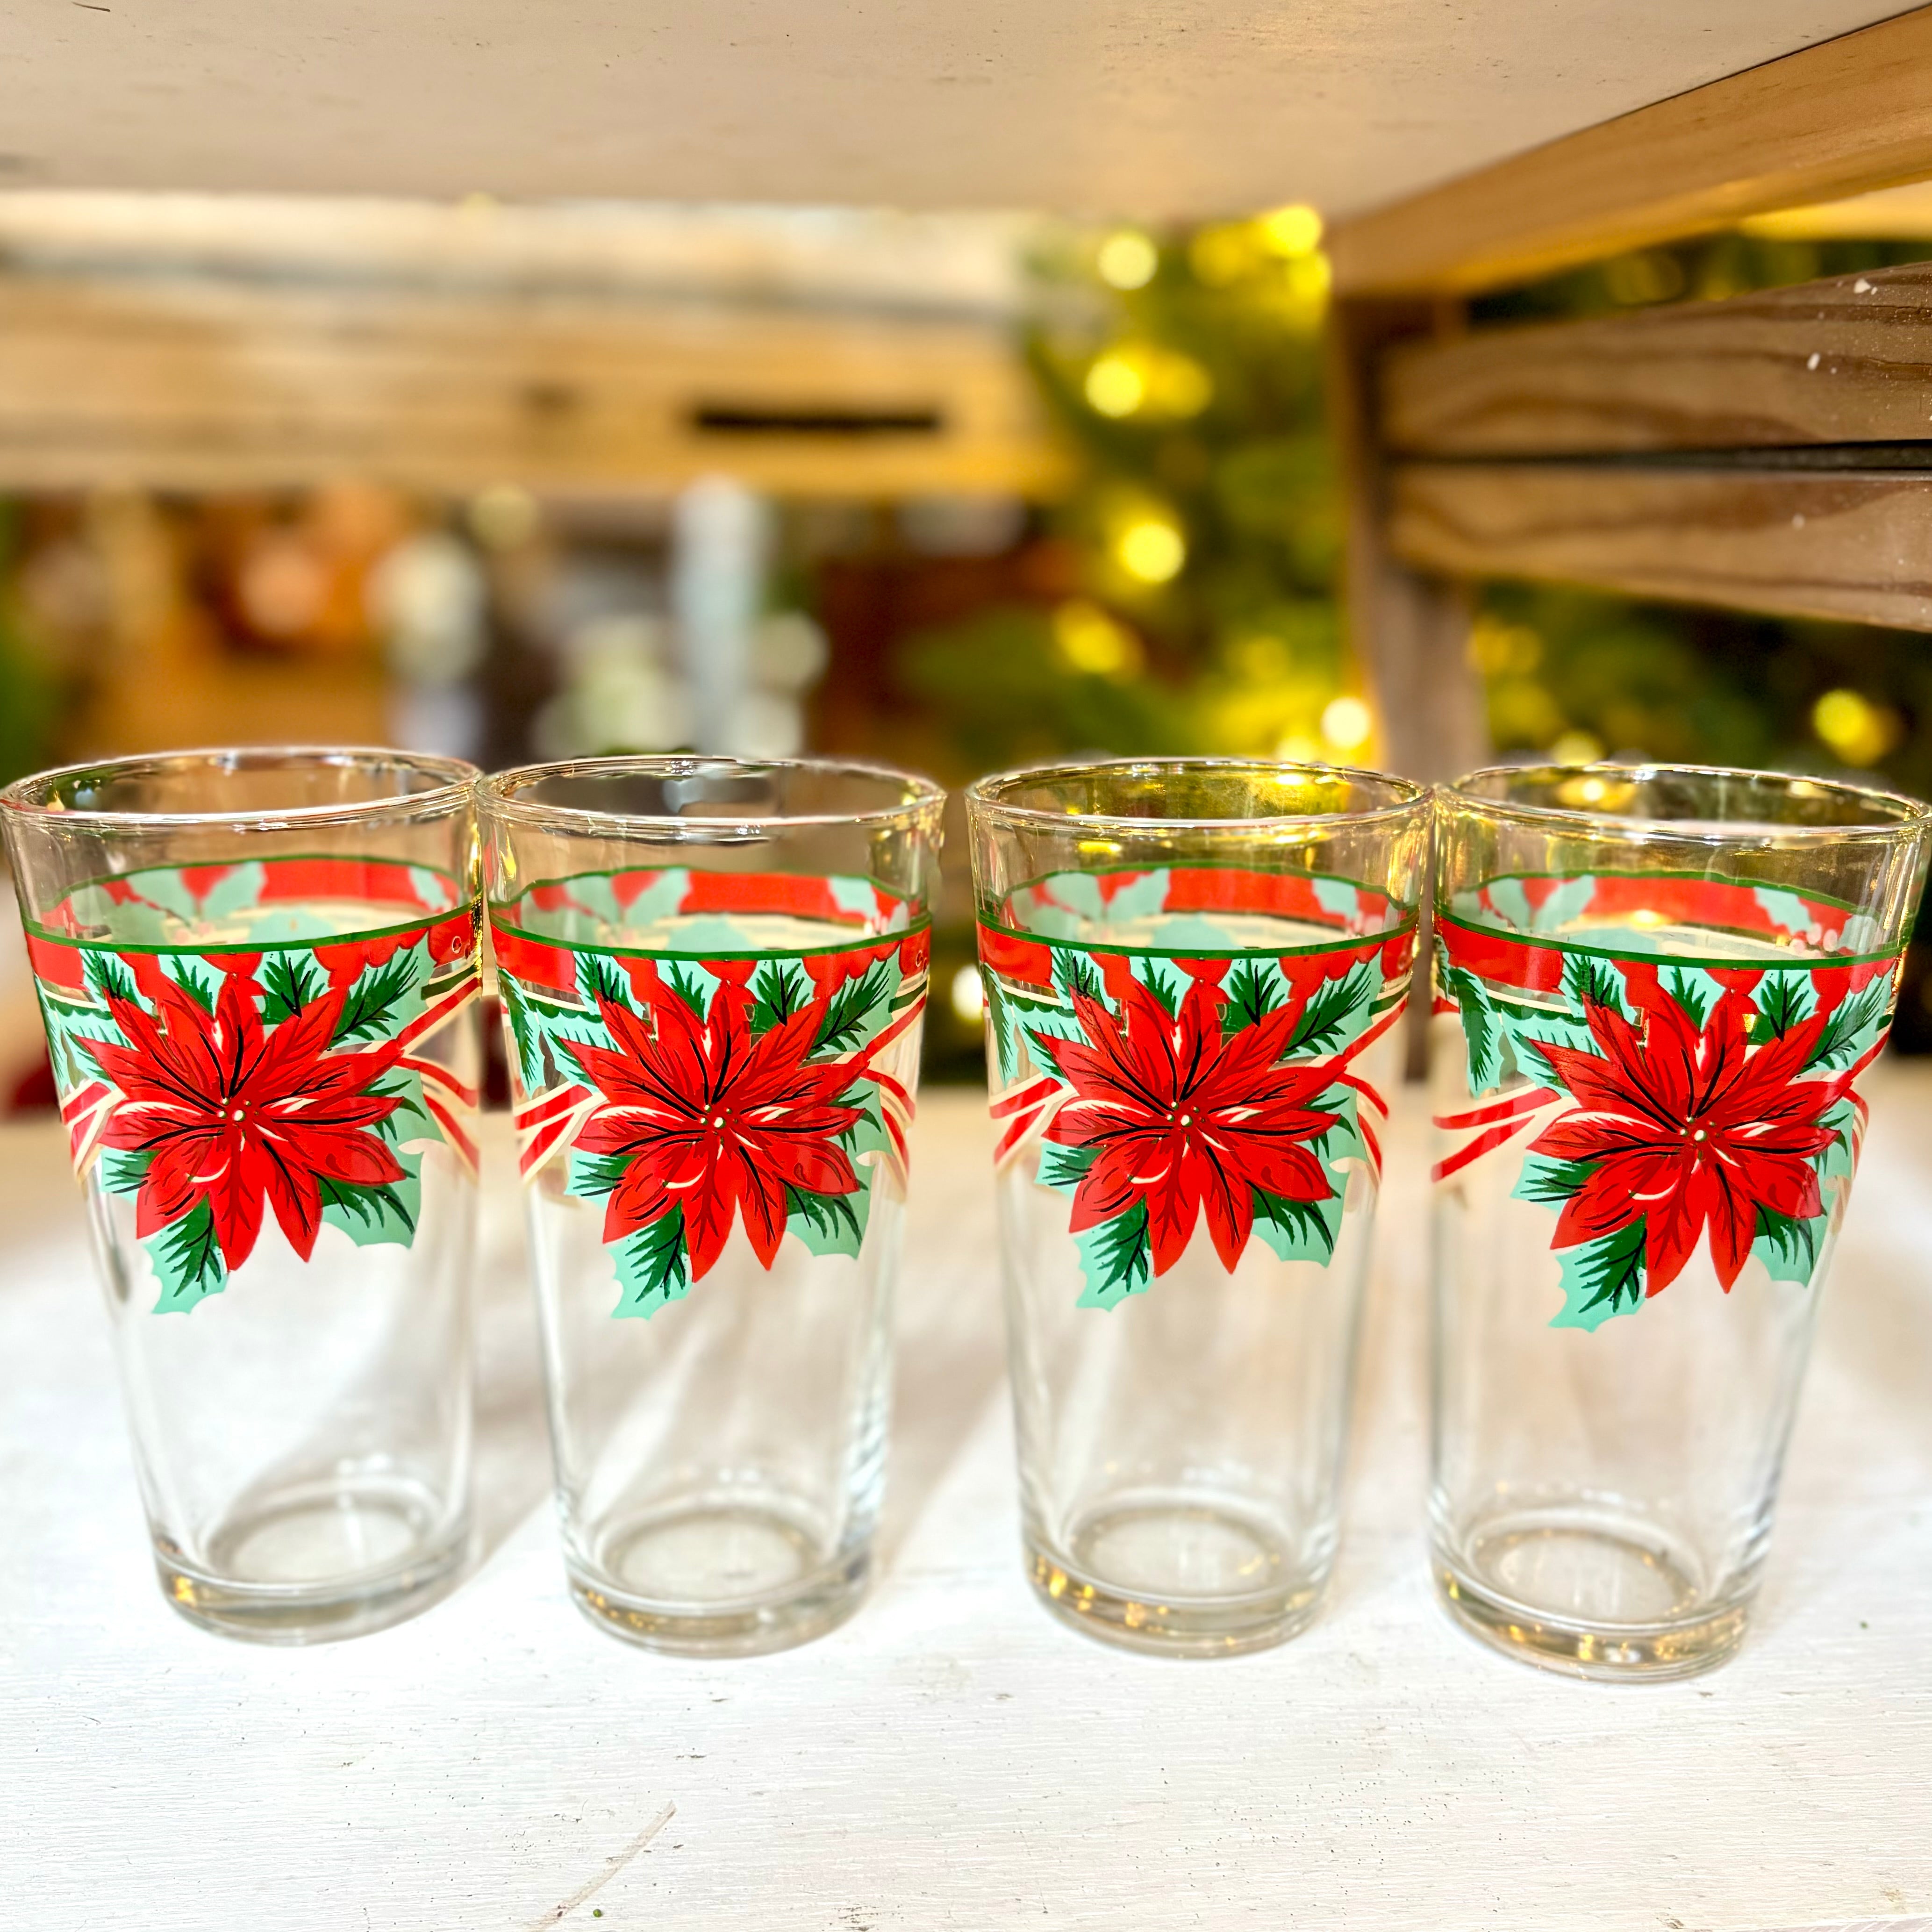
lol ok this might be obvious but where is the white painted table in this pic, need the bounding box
[6,1075,1932,1931]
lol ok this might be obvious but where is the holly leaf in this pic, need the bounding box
[1550,1218,1646,1331]
[319,1166,422,1248]
[261,949,329,1026]
[1073,1201,1151,1309]
[1753,1205,1822,1287]
[1250,1187,1342,1265]
[145,1199,226,1313]
[612,1209,690,1319]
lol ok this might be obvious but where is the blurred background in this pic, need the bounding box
[1,190,1930,1101]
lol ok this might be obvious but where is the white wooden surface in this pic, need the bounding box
[0,1,1906,222]
[5,1076,1932,1931]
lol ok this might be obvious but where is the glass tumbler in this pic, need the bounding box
[968,759,1429,1655]
[1432,763,1932,1679]
[0,749,484,1642]
[478,757,942,1654]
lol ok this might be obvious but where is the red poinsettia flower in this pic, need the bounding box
[563,983,865,1279]
[1528,995,1841,1293]
[1039,976,1341,1275]
[83,975,407,1270]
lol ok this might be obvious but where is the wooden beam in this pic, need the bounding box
[1383,264,1932,456]
[1388,464,1932,631]
[1328,7,1932,297]
[1327,299,1486,786]
[0,272,1064,500]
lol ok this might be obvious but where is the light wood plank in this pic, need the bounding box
[1389,463,1932,630]
[7,1083,1932,1928]
[0,273,1064,499]
[1329,7,1932,297]
[1384,265,1932,455]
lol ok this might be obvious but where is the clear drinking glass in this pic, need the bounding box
[477,756,942,1654]
[1432,763,1932,1679]
[0,748,484,1642]
[967,759,1429,1655]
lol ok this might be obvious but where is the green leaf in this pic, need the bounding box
[579,951,633,1014]
[99,1146,152,1196]
[318,1168,421,1248]
[1250,1187,1341,1265]
[813,959,892,1056]
[84,951,141,1009]
[332,947,427,1044]
[1224,957,1282,1034]
[1073,1200,1151,1310]
[1748,971,1812,1042]
[1513,1153,1596,1206]
[1662,968,1714,1028]
[785,1183,867,1259]
[499,973,551,1091]
[145,1199,226,1313]
[612,1209,690,1318]
[1562,951,1623,1015]
[1052,947,1104,1005]
[664,962,709,1018]
[261,949,329,1026]
[1037,1141,1098,1191]
[750,957,812,1034]
[170,957,220,1014]
[1753,1205,1823,1286]
[1806,980,1889,1072]
[1445,965,1504,1095]
[1550,1218,1647,1331]
[985,973,1022,1087]
[568,1149,634,1199]
[1137,961,1181,1020]
[1287,960,1374,1057]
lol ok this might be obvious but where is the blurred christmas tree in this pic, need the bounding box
[895,207,1372,776]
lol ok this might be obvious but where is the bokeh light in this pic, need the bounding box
[1114,518,1186,584]
[1318,694,1373,753]
[1096,230,1159,290]
[1084,354,1146,418]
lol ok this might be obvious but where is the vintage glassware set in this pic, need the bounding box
[3,747,1925,1681]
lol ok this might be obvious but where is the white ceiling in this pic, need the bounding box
[2,1,1916,222]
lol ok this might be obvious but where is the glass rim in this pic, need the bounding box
[0,745,480,832]
[474,754,945,837]
[965,755,1428,833]
[1446,760,1932,844]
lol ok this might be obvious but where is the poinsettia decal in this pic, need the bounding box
[1039,973,1342,1279]
[563,980,869,1286]
[494,868,928,1319]
[84,973,414,1278]
[978,867,1416,1309]
[23,857,482,1311]
[1433,874,1899,1330]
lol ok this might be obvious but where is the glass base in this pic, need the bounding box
[1026,1498,1326,1657]
[1433,1511,1751,1681]
[157,1476,471,1645]
[566,1500,870,1656]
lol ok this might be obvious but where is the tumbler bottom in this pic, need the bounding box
[567,1497,869,1655]
[157,1473,471,1644]
[1027,1495,1327,1657]
[1434,1506,1751,1681]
